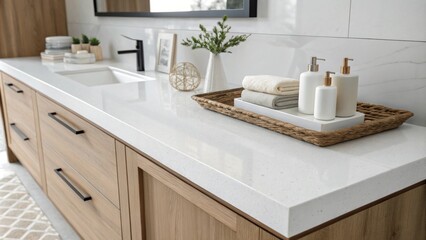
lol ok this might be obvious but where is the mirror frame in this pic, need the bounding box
[94,0,257,18]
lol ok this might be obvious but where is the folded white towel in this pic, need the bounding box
[241,90,298,109]
[242,75,299,95]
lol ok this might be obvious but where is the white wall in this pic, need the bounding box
[65,0,426,126]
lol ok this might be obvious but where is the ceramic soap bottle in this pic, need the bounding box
[298,57,326,114]
[332,58,359,117]
[314,71,337,121]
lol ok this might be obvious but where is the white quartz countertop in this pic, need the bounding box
[1,58,425,238]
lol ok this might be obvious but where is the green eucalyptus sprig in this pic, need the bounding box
[181,16,250,55]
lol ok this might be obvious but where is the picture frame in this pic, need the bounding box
[156,33,176,73]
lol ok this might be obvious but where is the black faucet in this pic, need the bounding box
[117,35,145,71]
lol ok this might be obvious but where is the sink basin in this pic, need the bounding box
[57,66,154,87]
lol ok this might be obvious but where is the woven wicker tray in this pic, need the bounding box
[192,88,413,147]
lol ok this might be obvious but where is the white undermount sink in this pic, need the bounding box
[56,66,154,87]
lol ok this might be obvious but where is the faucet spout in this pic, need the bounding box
[117,50,138,54]
[117,36,145,71]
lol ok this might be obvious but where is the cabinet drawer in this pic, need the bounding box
[1,73,42,185]
[2,73,34,115]
[8,122,41,185]
[45,153,121,240]
[37,94,119,206]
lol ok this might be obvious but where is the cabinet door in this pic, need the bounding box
[126,147,260,240]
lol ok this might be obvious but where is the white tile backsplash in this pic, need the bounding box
[350,0,426,41]
[65,0,99,25]
[65,0,426,126]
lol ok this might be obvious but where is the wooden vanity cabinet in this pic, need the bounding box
[126,147,267,240]
[36,93,126,239]
[36,94,120,206]
[0,73,45,189]
[44,150,122,240]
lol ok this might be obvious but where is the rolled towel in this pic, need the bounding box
[242,75,299,95]
[241,90,298,109]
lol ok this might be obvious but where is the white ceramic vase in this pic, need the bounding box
[204,52,227,93]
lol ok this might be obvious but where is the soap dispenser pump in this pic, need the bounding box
[332,58,359,117]
[314,71,337,121]
[298,57,326,114]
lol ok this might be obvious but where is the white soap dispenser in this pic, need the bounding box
[332,58,359,117]
[298,57,326,114]
[314,71,337,121]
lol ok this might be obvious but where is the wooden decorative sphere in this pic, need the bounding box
[169,62,201,91]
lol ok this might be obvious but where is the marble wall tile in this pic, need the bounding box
[350,0,426,41]
[65,0,99,24]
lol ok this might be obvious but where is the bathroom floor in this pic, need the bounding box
[0,117,79,239]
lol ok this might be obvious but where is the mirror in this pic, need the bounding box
[94,0,257,17]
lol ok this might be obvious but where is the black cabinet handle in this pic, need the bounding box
[54,168,92,201]
[6,83,23,93]
[10,123,29,141]
[48,112,84,135]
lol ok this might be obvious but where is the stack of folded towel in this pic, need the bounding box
[40,36,72,61]
[241,75,299,109]
[63,51,96,64]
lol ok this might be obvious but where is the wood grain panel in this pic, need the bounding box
[105,0,150,12]
[126,148,144,240]
[260,230,281,240]
[116,141,131,240]
[0,0,67,58]
[298,183,426,240]
[0,72,18,163]
[143,172,238,239]
[33,92,47,192]
[127,147,238,231]
[1,74,42,186]
[126,147,260,240]
[37,93,119,207]
[44,151,121,240]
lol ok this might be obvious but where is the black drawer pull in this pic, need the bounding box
[48,112,85,135]
[10,123,29,141]
[6,83,23,93]
[54,168,92,201]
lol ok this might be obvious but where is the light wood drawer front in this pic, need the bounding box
[45,153,122,240]
[3,73,34,114]
[8,123,41,185]
[3,73,38,147]
[37,94,119,206]
[2,74,41,185]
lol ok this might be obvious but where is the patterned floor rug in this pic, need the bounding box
[0,170,60,239]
